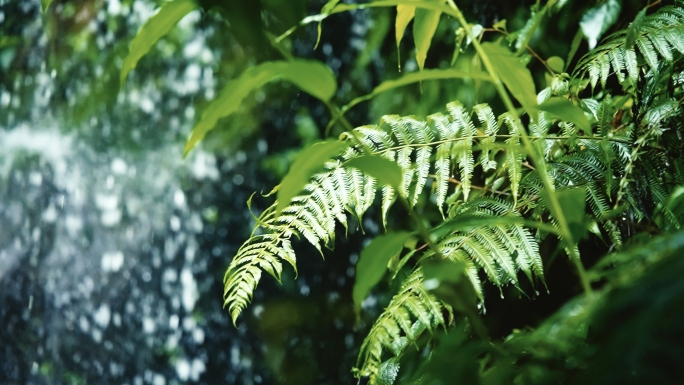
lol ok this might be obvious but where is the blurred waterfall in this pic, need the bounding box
[0,123,255,384]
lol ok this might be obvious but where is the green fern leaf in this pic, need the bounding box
[225,98,606,328]
[355,269,445,380]
[430,113,454,216]
[608,49,626,83]
[380,149,398,229]
[624,48,639,83]
[448,102,476,201]
[412,146,433,207]
[223,234,297,325]
[575,5,684,88]
[636,36,659,69]
[648,33,673,61]
[474,104,499,171]
[503,114,524,205]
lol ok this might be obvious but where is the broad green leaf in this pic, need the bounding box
[184,60,337,155]
[275,0,456,44]
[536,97,592,135]
[277,140,348,215]
[625,8,647,49]
[395,5,416,57]
[482,42,538,120]
[332,0,453,15]
[547,56,565,73]
[343,68,491,112]
[120,0,197,87]
[41,0,53,13]
[413,3,442,72]
[353,232,412,310]
[580,0,621,49]
[542,187,587,243]
[344,155,403,192]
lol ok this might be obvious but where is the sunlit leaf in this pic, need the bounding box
[536,97,592,135]
[120,0,197,87]
[547,56,565,73]
[580,0,621,49]
[276,140,348,216]
[395,5,415,69]
[184,60,337,155]
[413,3,442,72]
[482,42,538,119]
[345,155,403,192]
[353,232,413,311]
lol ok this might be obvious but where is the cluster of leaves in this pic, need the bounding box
[123,0,684,383]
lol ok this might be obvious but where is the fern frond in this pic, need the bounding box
[575,5,684,89]
[439,198,544,295]
[429,113,454,216]
[224,89,647,327]
[447,102,476,201]
[223,233,297,324]
[502,113,524,205]
[355,269,446,381]
[531,89,555,157]
[224,157,379,323]
[223,100,540,323]
[596,95,615,136]
[413,146,433,206]
[474,103,499,172]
